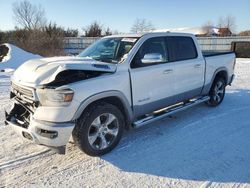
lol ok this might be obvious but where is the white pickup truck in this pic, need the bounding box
[5,32,235,156]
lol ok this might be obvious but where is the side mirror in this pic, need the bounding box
[141,53,164,64]
[120,53,128,62]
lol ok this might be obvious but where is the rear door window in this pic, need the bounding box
[167,36,197,62]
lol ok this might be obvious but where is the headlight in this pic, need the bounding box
[36,88,74,106]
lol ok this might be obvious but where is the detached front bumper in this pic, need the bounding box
[5,102,75,153]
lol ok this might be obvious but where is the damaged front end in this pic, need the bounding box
[5,102,34,142]
[45,69,106,87]
[5,84,40,141]
[5,81,37,127]
[5,58,117,153]
[5,82,75,154]
[5,100,33,130]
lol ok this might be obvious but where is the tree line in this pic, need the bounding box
[0,0,119,56]
[0,0,249,57]
[0,0,155,57]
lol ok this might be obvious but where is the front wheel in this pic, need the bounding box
[72,102,124,156]
[206,78,226,106]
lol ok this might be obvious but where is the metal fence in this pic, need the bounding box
[64,37,100,54]
[64,36,250,54]
[197,36,250,51]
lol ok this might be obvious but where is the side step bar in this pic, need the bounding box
[133,96,210,128]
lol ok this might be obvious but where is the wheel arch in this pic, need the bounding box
[202,67,228,95]
[214,70,228,83]
[72,91,133,130]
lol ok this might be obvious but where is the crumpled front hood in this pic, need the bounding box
[12,56,117,87]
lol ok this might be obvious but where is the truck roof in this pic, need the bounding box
[106,32,196,39]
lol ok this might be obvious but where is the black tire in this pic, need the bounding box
[206,77,226,106]
[72,102,124,156]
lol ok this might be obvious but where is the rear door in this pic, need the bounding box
[167,36,205,101]
[129,37,175,117]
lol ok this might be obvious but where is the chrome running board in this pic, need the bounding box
[133,96,210,128]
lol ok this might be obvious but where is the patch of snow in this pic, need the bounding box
[0,43,41,72]
[0,59,250,187]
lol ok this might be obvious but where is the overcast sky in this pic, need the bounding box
[0,0,249,33]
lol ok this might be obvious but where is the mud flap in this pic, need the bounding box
[4,111,10,125]
[48,145,66,155]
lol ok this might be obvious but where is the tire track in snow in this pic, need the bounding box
[0,149,52,171]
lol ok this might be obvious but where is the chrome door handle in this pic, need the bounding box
[163,69,173,74]
[194,64,201,68]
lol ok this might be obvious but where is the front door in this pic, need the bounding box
[129,37,175,117]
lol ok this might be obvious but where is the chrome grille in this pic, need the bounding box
[12,82,34,101]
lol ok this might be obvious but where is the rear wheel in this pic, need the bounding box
[72,102,124,156]
[206,77,226,106]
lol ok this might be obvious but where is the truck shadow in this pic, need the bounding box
[102,89,250,183]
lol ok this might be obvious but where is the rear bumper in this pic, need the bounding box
[5,103,75,148]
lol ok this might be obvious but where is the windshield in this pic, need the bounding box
[79,37,138,64]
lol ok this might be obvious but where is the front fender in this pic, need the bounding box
[72,90,133,123]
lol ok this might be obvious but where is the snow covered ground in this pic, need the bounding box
[0,59,250,188]
[0,43,41,72]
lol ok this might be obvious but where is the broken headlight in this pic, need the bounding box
[36,88,74,106]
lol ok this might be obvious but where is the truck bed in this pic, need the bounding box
[202,51,234,57]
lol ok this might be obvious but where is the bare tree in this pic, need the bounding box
[130,18,154,33]
[217,17,225,28]
[104,27,112,36]
[84,21,102,37]
[202,20,214,35]
[112,30,120,35]
[12,0,47,30]
[64,28,79,37]
[217,15,236,32]
[224,15,236,33]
